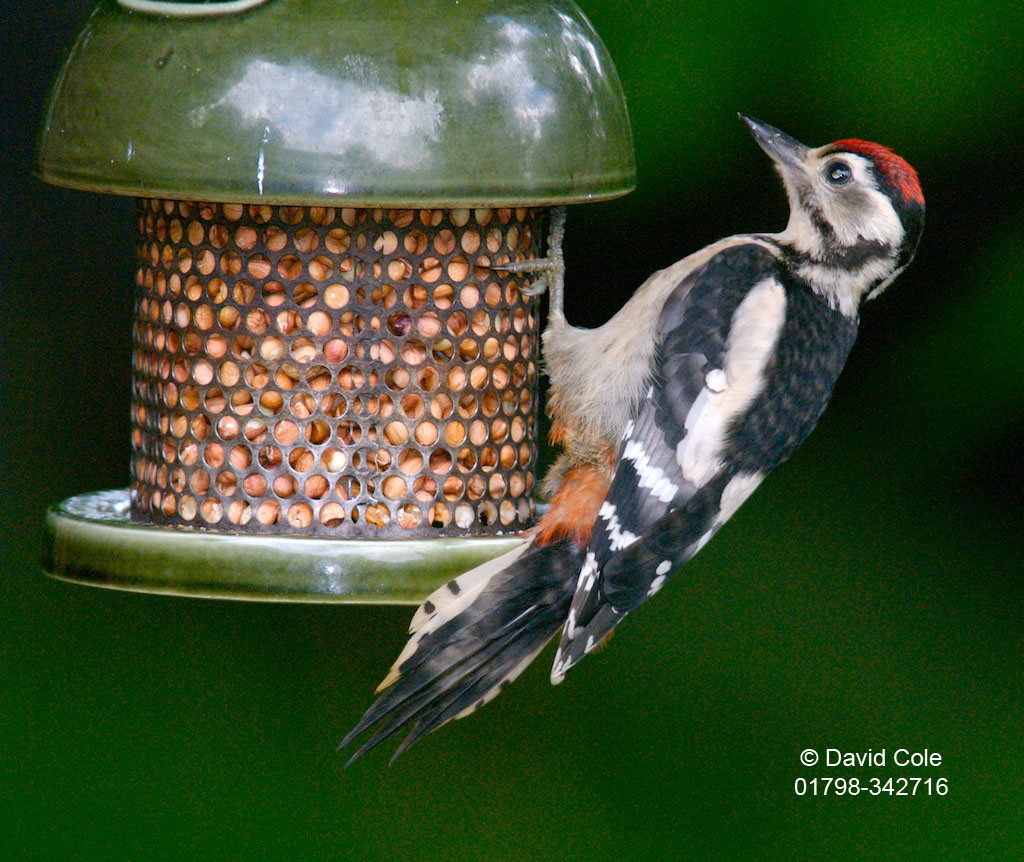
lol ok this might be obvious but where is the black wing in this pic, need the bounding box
[552,242,783,681]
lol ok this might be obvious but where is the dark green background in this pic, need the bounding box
[3,1,1022,858]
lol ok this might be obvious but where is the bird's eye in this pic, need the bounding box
[825,160,853,185]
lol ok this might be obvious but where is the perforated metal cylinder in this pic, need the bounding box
[130,200,544,536]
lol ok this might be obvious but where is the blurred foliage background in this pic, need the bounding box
[2,0,1022,858]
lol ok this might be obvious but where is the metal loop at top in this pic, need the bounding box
[117,0,272,17]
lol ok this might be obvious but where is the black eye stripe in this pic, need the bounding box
[825,160,853,185]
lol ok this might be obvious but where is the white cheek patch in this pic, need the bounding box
[824,189,904,250]
[676,280,787,487]
[820,156,905,249]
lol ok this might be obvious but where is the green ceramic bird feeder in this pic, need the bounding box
[38,0,634,603]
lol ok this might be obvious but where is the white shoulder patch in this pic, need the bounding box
[676,279,787,487]
[715,471,765,527]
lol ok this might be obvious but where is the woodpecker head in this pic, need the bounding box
[740,114,924,316]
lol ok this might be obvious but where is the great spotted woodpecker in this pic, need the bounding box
[341,116,925,762]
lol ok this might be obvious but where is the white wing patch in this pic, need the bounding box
[598,501,640,551]
[675,278,787,487]
[621,438,679,503]
[550,647,568,685]
[579,551,599,595]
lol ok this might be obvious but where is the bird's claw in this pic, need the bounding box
[518,278,550,297]
[491,207,566,317]
[494,259,554,275]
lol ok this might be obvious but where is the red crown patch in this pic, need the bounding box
[831,139,924,207]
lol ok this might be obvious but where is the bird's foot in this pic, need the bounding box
[493,206,566,318]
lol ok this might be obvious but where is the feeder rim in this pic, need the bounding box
[43,490,530,604]
[34,171,636,208]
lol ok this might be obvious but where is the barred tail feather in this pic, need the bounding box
[406,539,535,636]
[341,538,583,763]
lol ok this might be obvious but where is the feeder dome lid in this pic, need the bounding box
[38,0,635,207]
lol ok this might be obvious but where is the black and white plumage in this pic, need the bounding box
[342,116,924,761]
[341,538,583,762]
[552,242,861,677]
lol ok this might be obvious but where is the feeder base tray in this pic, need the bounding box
[42,490,525,604]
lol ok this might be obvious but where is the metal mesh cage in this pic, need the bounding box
[130,200,544,536]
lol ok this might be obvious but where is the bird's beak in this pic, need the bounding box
[739,114,808,170]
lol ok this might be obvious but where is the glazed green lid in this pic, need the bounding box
[38,0,635,207]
